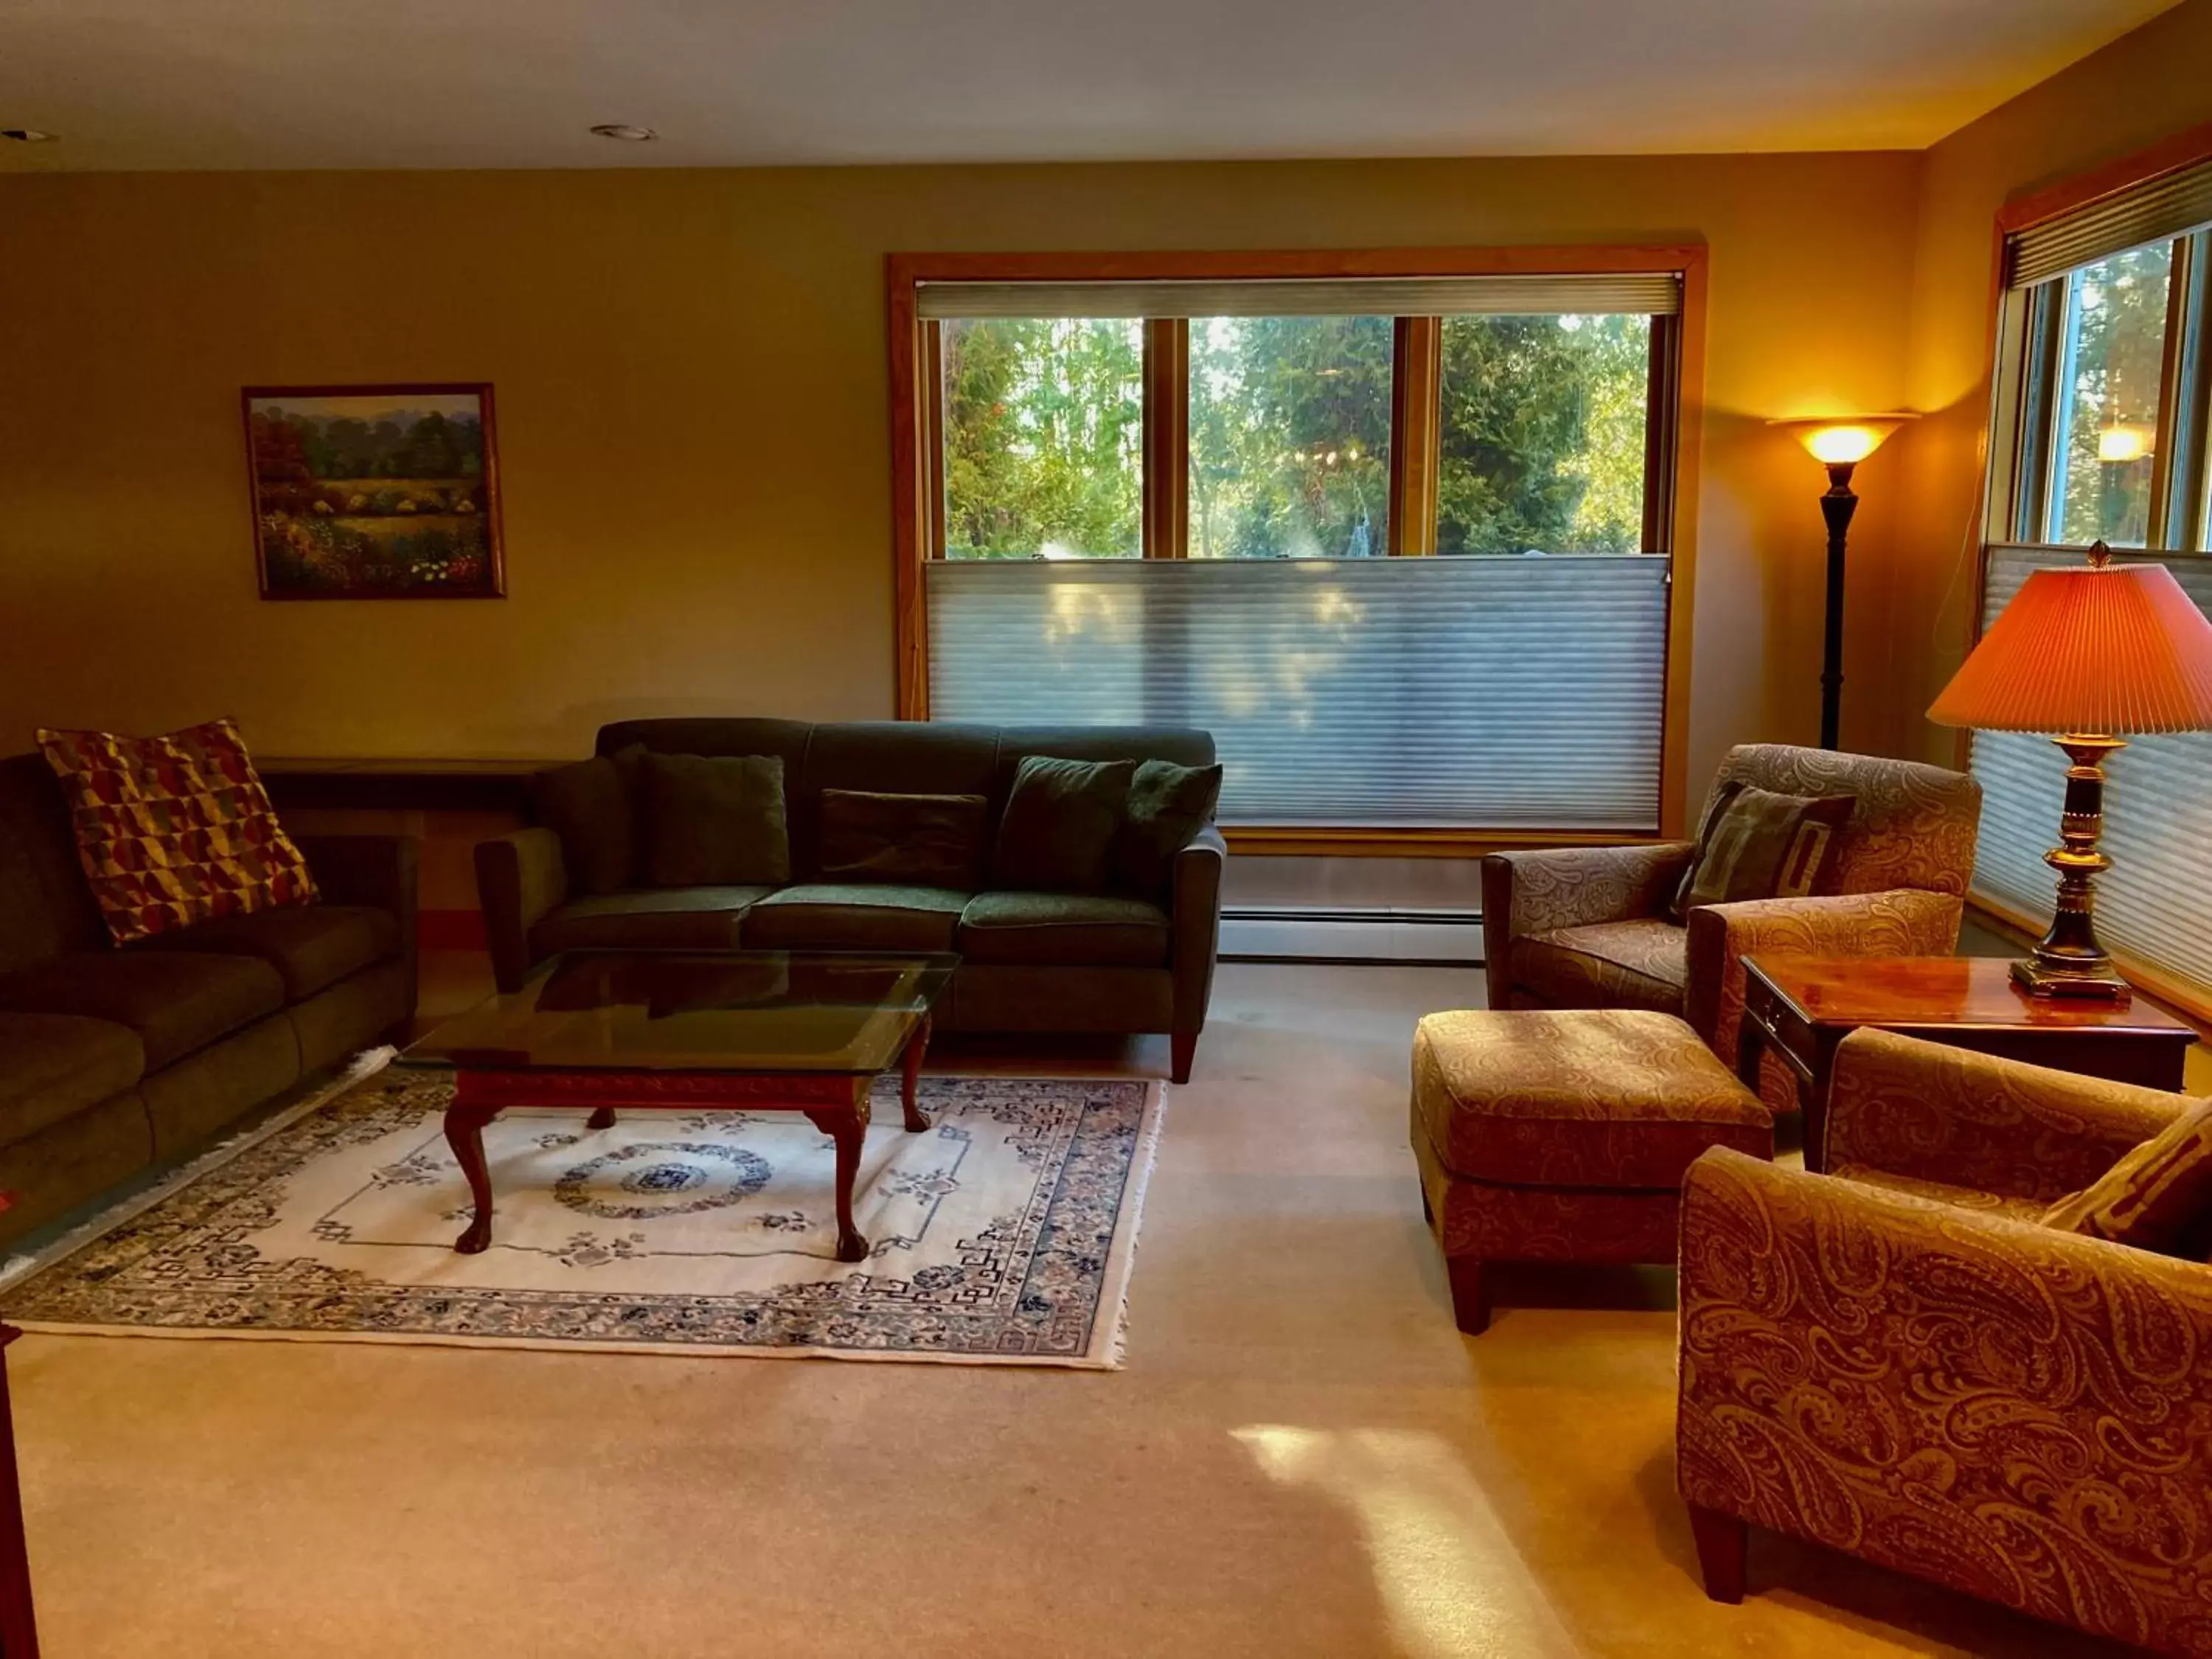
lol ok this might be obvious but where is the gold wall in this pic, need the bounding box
[0,154,1922,820]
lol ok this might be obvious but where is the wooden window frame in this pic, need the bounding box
[887,245,1710,852]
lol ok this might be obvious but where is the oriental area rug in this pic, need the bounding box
[4,1066,1163,1368]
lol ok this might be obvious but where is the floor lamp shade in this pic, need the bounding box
[1929,545,2212,1000]
[1930,556,2212,734]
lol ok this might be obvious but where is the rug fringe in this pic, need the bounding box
[0,1046,395,1296]
[1102,1079,1169,1370]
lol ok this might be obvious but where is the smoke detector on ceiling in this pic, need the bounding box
[1,129,58,143]
[589,125,656,142]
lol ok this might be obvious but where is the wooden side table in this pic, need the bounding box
[1737,956,2198,1173]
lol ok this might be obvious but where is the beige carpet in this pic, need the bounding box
[5,1069,1161,1367]
[4,963,2138,1658]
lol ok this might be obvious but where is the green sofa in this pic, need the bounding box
[0,751,418,1248]
[475,719,1225,1082]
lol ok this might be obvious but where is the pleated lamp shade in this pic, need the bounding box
[1929,551,2212,734]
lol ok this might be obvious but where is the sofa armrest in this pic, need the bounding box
[1480,842,1696,1008]
[1682,888,1962,1085]
[1823,1026,2191,1203]
[1170,825,1225,1045]
[475,828,568,995]
[297,832,420,1011]
[1677,1147,2212,1652]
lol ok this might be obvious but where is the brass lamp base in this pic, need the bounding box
[2014,732,2133,1005]
[2011,956,2132,1002]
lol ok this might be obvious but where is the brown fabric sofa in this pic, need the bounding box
[474,719,1224,1082]
[1482,744,1982,1102]
[1678,1029,2212,1654]
[0,751,417,1247]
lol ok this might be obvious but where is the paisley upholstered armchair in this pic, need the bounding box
[1677,1031,2212,1654]
[1481,744,1982,1100]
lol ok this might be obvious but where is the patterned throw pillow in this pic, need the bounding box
[1672,782,1854,918]
[2042,1099,2212,1259]
[36,718,318,945]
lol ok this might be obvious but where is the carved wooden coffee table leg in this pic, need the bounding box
[587,1107,617,1130]
[443,1096,501,1254]
[901,1013,932,1133]
[803,1103,870,1262]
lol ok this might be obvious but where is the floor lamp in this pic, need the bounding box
[1929,541,2212,1001]
[1771,415,1916,749]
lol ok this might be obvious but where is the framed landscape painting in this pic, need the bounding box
[244,383,505,599]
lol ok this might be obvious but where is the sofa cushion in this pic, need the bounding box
[0,1011,145,1144]
[958,891,1169,967]
[0,950,285,1071]
[640,753,791,888]
[1411,1008,1770,1189]
[136,904,398,1001]
[529,887,771,956]
[531,745,645,896]
[817,790,989,889]
[1113,760,1222,900]
[1512,919,1687,1015]
[992,756,1137,894]
[743,884,969,953]
[35,717,319,945]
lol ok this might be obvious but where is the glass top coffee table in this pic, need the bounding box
[400,950,956,1262]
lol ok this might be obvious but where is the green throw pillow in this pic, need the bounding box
[639,752,790,888]
[1113,760,1222,898]
[992,756,1137,894]
[818,789,990,888]
[531,744,647,896]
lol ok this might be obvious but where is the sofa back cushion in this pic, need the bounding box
[817,790,990,888]
[0,753,109,975]
[639,754,791,888]
[1113,760,1222,899]
[797,723,998,878]
[1703,744,1980,898]
[35,720,318,946]
[531,745,644,897]
[992,757,1138,894]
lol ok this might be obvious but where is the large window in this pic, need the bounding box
[1979,148,2212,1006]
[894,256,1698,835]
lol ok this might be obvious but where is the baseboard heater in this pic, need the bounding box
[1218,905,1486,966]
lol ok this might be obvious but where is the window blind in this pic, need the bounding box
[926,555,1668,829]
[2005,159,2212,288]
[915,273,1683,320]
[1970,544,2212,999]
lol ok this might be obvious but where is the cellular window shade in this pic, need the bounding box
[926,556,1668,829]
[914,274,1683,320]
[1969,545,2212,1000]
[2005,159,2212,288]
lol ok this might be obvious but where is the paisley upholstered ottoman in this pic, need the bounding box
[1411,1008,1771,1333]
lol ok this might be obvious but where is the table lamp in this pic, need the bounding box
[1770,415,1916,748]
[1928,541,2212,1001]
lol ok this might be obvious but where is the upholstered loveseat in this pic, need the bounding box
[0,751,417,1246]
[1678,1029,2212,1653]
[475,719,1225,1082]
[1482,743,1982,1099]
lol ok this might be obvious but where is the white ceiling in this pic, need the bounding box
[0,0,2180,172]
